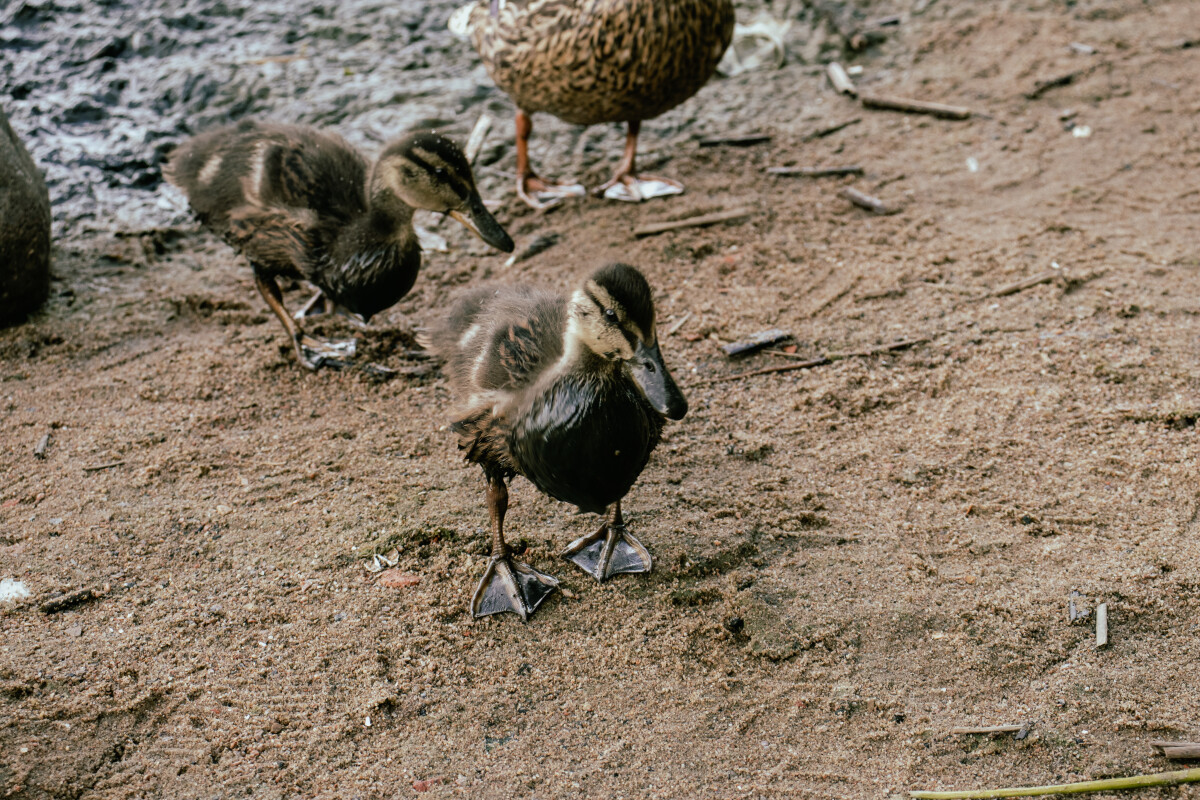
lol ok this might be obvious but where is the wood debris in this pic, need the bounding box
[860,94,972,119]
[1026,70,1084,100]
[82,461,125,472]
[951,724,1028,735]
[665,311,693,337]
[910,767,1200,799]
[768,165,863,177]
[634,207,755,238]
[464,113,493,165]
[34,432,50,459]
[698,134,772,148]
[1150,741,1200,760]
[841,186,895,214]
[40,586,104,614]
[696,337,927,385]
[1096,602,1108,647]
[805,117,862,140]
[827,62,857,96]
[721,329,793,358]
[989,270,1059,297]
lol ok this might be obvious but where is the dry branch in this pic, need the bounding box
[805,117,862,140]
[634,207,755,237]
[768,165,863,177]
[1150,742,1200,760]
[465,113,493,165]
[34,433,50,459]
[989,270,1058,297]
[1096,603,1108,647]
[698,134,772,148]
[827,62,857,96]
[841,186,894,214]
[951,724,1026,735]
[860,94,972,119]
[40,586,103,614]
[695,338,926,386]
[910,767,1200,799]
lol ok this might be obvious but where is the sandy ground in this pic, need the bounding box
[3,0,1200,798]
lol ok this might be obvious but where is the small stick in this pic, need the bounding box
[1096,603,1108,647]
[698,134,771,148]
[989,270,1058,297]
[841,186,893,214]
[1025,71,1084,100]
[82,461,125,472]
[465,113,493,165]
[695,338,926,385]
[34,433,50,459]
[1150,742,1200,760]
[634,207,755,238]
[40,586,103,614]
[768,165,864,177]
[805,117,862,140]
[909,767,1200,799]
[665,311,693,337]
[951,724,1026,735]
[860,94,972,120]
[827,62,858,96]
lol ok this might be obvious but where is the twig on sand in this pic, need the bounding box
[465,113,493,165]
[827,62,858,96]
[698,134,772,148]
[1150,741,1200,760]
[665,311,693,337]
[989,270,1059,297]
[1096,603,1108,648]
[842,186,895,214]
[768,165,864,177]
[910,767,1200,799]
[634,207,755,238]
[34,433,50,459]
[40,586,104,614]
[82,461,125,472]
[805,117,862,140]
[951,724,1027,735]
[694,337,927,386]
[860,94,973,119]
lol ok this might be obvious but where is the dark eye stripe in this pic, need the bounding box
[404,151,471,200]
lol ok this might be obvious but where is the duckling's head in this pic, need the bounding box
[568,263,688,420]
[374,131,514,253]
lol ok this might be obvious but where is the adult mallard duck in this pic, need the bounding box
[166,120,514,369]
[428,263,687,619]
[454,0,735,208]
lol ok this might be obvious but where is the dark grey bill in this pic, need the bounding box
[450,194,514,253]
[630,340,688,420]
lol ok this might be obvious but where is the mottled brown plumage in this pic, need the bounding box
[428,263,687,619]
[457,0,735,206]
[166,120,513,369]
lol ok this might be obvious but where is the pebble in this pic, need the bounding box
[378,570,421,589]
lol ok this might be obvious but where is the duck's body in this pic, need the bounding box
[166,120,512,369]
[457,0,735,206]
[430,263,687,619]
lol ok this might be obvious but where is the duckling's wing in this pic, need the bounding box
[166,121,368,233]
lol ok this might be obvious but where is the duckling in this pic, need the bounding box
[428,263,687,619]
[166,120,514,369]
[454,0,735,208]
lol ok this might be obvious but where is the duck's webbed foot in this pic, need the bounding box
[597,173,684,203]
[518,174,587,210]
[294,332,357,371]
[561,503,652,582]
[471,555,559,620]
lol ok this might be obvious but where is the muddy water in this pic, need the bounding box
[2,0,493,234]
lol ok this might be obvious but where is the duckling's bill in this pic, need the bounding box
[630,339,688,420]
[449,194,514,253]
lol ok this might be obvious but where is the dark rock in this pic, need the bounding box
[0,108,52,327]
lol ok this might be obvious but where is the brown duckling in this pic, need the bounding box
[454,0,735,208]
[427,263,687,619]
[166,120,514,369]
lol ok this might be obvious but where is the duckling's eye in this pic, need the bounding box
[603,308,616,322]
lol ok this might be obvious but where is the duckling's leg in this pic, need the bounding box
[561,501,653,582]
[596,120,684,203]
[253,273,356,371]
[514,111,585,210]
[471,473,559,619]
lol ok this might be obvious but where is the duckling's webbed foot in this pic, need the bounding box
[294,333,357,371]
[471,472,559,619]
[561,502,652,582]
[471,555,559,619]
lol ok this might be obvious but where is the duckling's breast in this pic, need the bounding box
[508,372,663,515]
[316,239,421,320]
